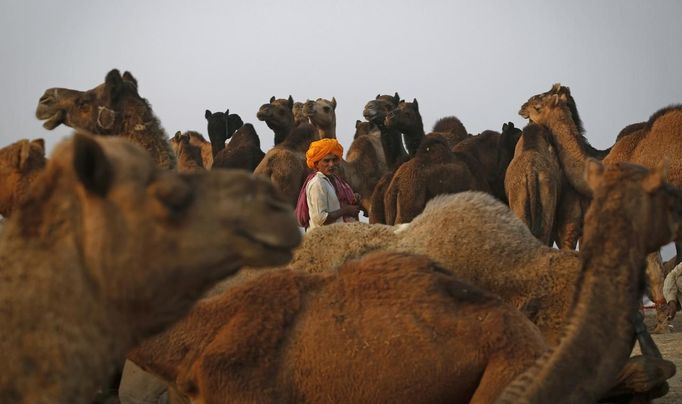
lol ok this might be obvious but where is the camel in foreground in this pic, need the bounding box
[0,138,46,217]
[130,251,547,403]
[0,133,301,403]
[129,160,679,403]
[35,69,176,170]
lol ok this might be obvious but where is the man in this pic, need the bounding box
[663,261,682,320]
[296,138,360,230]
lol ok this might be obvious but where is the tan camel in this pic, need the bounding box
[256,96,295,145]
[211,123,265,172]
[129,251,547,404]
[505,124,561,245]
[35,69,176,170]
[303,97,337,139]
[494,160,680,403]
[253,124,317,206]
[383,136,491,224]
[204,109,244,163]
[0,138,46,217]
[0,132,301,403]
[170,131,205,172]
[292,101,309,127]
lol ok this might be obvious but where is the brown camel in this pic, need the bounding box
[183,131,213,169]
[363,92,407,169]
[505,123,561,245]
[211,123,265,172]
[0,138,46,218]
[384,98,425,157]
[292,101,309,127]
[432,115,470,140]
[256,95,295,145]
[0,132,301,403]
[383,136,491,224]
[494,160,680,403]
[520,83,682,262]
[129,251,547,404]
[35,69,176,170]
[253,123,317,206]
[303,97,337,139]
[170,131,205,172]
[452,122,522,203]
[204,109,244,163]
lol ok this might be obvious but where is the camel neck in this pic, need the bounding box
[402,120,425,157]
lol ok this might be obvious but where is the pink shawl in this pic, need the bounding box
[295,172,357,229]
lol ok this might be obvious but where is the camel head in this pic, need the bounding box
[363,92,401,125]
[584,159,682,254]
[292,101,309,126]
[18,133,301,300]
[170,131,205,172]
[256,96,295,131]
[353,120,380,139]
[302,97,337,128]
[385,98,421,131]
[35,69,150,135]
[205,109,243,156]
[519,83,577,126]
[0,138,46,217]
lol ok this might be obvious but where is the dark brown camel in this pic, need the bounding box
[383,136,491,224]
[211,123,265,172]
[35,69,176,170]
[256,96,295,145]
[384,98,425,157]
[0,138,47,217]
[204,109,244,161]
[363,92,407,170]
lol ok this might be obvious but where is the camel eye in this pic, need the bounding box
[323,106,330,113]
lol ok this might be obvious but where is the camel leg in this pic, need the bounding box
[469,352,538,404]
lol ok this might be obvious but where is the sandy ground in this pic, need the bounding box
[639,309,682,403]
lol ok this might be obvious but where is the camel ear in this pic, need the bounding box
[643,159,669,193]
[393,92,400,104]
[585,158,604,192]
[31,139,45,154]
[270,96,276,103]
[412,98,419,111]
[376,94,381,100]
[551,83,561,93]
[173,131,182,141]
[331,97,337,109]
[288,95,294,109]
[104,69,124,101]
[355,120,361,128]
[149,173,195,217]
[205,109,212,120]
[122,71,138,90]
[73,133,113,197]
[225,108,230,115]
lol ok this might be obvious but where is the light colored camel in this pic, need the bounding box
[303,97,337,139]
[130,160,680,403]
[0,133,301,403]
[505,124,561,245]
[0,138,46,217]
[129,251,547,403]
[256,96,295,145]
[35,69,176,170]
[170,131,205,172]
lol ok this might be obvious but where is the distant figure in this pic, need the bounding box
[296,139,360,231]
[663,262,682,320]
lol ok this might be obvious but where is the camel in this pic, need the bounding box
[256,96,295,145]
[130,160,680,403]
[384,98,425,157]
[494,160,680,403]
[504,124,561,245]
[129,250,547,403]
[303,97,337,139]
[383,136,491,224]
[432,115,470,140]
[211,123,265,172]
[0,138,46,218]
[35,69,176,170]
[292,101,309,127]
[170,131,205,172]
[363,92,407,169]
[0,132,301,403]
[520,83,682,262]
[253,123,317,207]
[452,123,522,203]
[204,109,244,164]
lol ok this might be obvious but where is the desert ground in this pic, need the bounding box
[639,308,682,403]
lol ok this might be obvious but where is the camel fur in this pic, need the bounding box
[211,123,265,172]
[256,96,295,145]
[35,69,176,170]
[0,138,46,217]
[0,133,301,403]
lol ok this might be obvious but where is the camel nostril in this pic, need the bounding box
[39,94,51,104]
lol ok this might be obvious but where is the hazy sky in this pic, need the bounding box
[2,0,681,155]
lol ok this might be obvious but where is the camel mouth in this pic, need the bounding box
[40,110,65,130]
[519,109,530,119]
[256,111,269,121]
[236,228,300,255]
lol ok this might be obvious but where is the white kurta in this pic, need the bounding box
[306,172,342,231]
[663,262,682,304]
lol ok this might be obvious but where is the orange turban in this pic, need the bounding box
[306,138,344,169]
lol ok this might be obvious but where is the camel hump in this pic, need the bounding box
[646,104,682,131]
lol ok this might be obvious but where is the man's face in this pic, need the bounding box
[315,153,339,176]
